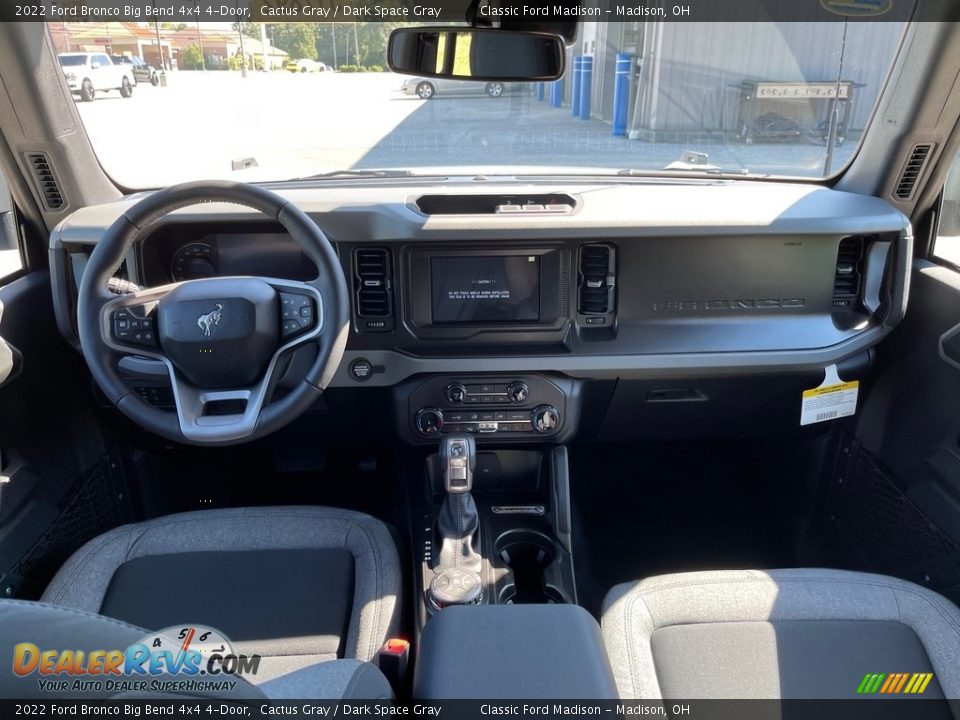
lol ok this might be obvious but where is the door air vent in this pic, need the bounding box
[25,152,65,211]
[894,143,932,201]
[578,244,616,322]
[833,236,864,308]
[354,247,394,332]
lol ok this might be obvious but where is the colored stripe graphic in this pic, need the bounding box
[857,672,933,694]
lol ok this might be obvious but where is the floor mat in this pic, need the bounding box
[569,440,806,617]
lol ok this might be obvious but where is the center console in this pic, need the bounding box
[414,426,578,619]
[413,604,618,699]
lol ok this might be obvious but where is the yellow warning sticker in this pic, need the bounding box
[800,365,859,426]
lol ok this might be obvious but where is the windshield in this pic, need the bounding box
[58,55,87,67]
[48,20,906,187]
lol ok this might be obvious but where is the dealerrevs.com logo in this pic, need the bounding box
[13,625,260,694]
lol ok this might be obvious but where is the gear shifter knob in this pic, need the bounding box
[440,434,475,494]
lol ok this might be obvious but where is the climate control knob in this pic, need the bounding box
[416,408,444,436]
[446,383,467,404]
[507,382,530,403]
[531,405,561,434]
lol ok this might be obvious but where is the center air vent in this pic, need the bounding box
[354,248,394,332]
[894,143,932,201]
[578,244,616,323]
[25,152,65,211]
[833,236,864,308]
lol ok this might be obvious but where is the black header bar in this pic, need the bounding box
[2,0,945,24]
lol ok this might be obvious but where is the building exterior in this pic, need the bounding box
[563,20,906,142]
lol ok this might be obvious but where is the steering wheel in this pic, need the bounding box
[77,180,349,446]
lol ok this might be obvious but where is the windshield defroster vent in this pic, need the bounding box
[25,152,65,211]
[416,194,575,215]
[354,247,394,333]
[894,143,932,201]
[578,244,616,325]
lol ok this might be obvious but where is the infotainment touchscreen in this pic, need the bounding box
[431,255,541,323]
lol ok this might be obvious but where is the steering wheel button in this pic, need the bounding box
[299,304,313,319]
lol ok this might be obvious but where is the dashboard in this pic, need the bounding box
[49,178,911,444]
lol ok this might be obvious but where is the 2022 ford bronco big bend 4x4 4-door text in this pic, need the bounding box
[0,3,960,718]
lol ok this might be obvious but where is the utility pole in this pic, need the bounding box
[235,3,247,77]
[331,23,337,69]
[260,23,269,71]
[353,23,360,66]
[195,15,206,70]
[153,19,164,71]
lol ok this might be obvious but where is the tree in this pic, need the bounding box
[270,23,318,60]
[181,44,203,70]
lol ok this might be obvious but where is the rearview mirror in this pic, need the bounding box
[388,27,565,82]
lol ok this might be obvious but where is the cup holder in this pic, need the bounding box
[495,529,566,604]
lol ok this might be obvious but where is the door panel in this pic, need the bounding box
[0,271,132,598]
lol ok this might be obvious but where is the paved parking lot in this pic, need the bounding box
[75,71,855,188]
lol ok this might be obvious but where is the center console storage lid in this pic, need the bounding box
[413,605,618,699]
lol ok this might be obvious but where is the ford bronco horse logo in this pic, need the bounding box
[197,304,223,337]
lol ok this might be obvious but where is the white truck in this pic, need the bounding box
[58,53,134,102]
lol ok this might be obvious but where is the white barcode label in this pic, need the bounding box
[800,365,858,426]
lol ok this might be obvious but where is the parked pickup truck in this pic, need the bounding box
[112,55,159,86]
[57,52,134,102]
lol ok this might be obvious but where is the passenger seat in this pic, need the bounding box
[601,569,960,699]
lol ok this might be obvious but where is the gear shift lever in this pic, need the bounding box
[429,435,483,609]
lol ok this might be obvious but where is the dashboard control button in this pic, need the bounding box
[461,423,478,433]
[415,408,443,436]
[531,405,561,433]
[444,423,464,434]
[507,410,529,422]
[479,412,495,422]
[349,358,373,381]
[446,383,467,404]
[507,382,529,403]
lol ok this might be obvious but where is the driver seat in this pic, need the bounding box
[24,506,401,693]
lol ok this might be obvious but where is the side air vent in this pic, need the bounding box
[894,143,932,201]
[25,152,65,211]
[578,244,616,324]
[354,247,394,332]
[833,236,864,308]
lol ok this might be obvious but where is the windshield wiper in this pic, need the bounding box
[292,169,417,181]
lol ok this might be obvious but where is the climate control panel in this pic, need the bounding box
[405,375,574,443]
